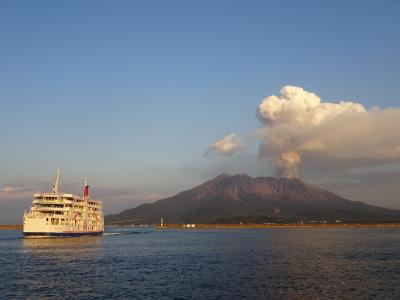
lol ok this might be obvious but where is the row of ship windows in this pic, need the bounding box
[47,218,101,226]
[38,212,102,217]
[48,218,77,225]
[36,204,101,211]
[36,197,101,206]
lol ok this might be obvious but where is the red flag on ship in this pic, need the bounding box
[84,184,89,198]
[84,177,89,198]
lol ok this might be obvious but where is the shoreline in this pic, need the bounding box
[0,225,23,230]
[156,223,400,229]
[3,224,400,230]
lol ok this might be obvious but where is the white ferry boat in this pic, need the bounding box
[23,168,104,237]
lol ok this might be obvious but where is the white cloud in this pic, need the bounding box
[205,134,243,156]
[0,186,15,194]
[0,185,35,200]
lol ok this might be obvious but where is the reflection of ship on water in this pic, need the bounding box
[21,236,103,259]
[23,168,104,237]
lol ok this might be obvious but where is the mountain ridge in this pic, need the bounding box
[106,174,400,224]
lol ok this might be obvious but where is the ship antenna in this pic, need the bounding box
[52,167,60,194]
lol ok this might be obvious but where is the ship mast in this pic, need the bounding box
[52,167,60,194]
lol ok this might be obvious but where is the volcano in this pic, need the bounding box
[106,174,400,224]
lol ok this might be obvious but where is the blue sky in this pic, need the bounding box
[1,0,400,223]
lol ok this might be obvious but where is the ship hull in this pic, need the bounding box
[23,231,104,237]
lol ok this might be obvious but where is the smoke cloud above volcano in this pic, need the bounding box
[257,86,400,178]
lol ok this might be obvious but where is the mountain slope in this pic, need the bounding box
[106,174,400,224]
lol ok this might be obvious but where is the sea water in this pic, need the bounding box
[1,227,400,299]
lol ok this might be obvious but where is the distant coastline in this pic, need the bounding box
[3,223,400,231]
[156,223,400,229]
[0,225,23,230]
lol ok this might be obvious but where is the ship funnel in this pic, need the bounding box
[84,177,89,198]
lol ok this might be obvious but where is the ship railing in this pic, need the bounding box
[24,212,50,218]
[33,198,73,204]
[32,206,70,212]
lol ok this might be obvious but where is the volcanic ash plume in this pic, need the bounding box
[257,85,400,178]
[276,151,301,179]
